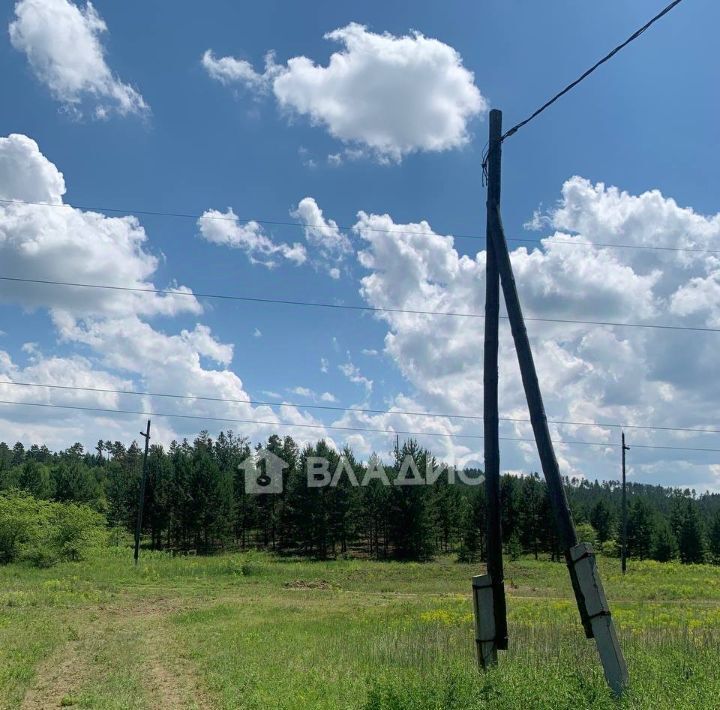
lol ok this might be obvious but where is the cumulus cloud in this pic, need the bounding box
[350,178,720,486]
[9,0,148,118]
[0,134,197,318]
[203,23,486,161]
[201,49,278,91]
[291,196,352,276]
[0,133,336,451]
[197,208,306,267]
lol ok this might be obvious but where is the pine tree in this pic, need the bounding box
[387,440,435,561]
[18,460,53,499]
[458,486,486,563]
[709,510,720,565]
[518,473,544,559]
[651,516,678,562]
[590,499,615,543]
[678,500,705,564]
[627,498,655,560]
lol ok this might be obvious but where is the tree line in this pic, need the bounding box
[1,432,719,564]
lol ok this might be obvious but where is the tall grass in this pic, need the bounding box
[1,550,719,708]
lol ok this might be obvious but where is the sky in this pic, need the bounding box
[1,0,719,490]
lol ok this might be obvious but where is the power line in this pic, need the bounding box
[1,197,718,256]
[501,235,720,257]
[500,0,686,141]
[1,398,719,454]
[2,274,719,334]
[0,397,471,441]
[3,378,720,437]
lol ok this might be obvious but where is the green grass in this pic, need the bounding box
[0,549,719,708]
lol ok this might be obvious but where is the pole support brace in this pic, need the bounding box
[567,543,629,697]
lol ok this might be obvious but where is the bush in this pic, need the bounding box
[0,490,50,564]
[51,502,107,562]
[0,490,107,567]
[576,522,598,547]
[599,537,621,557]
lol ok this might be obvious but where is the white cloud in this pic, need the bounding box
[201,49,275,91]
[253,327,262,338]
[339,357,373,395]
[320,357,329,373]
[291,196,352,277]
[0,134,198,319]
[350,178,720,487]
[203,23,486,162]
[0,133,336,451]
[320,392,337,403]
[289,386,313,398]
[197,208,306,267]
[9,0,147,118]
[0,132,65,204]
[291,197,351,255]
[181,324,233,366]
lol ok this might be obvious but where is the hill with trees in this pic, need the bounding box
[1,432,718,565]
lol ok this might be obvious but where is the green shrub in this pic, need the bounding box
[51,502,107,562]
[0,490,106,566]
[0,489,54,563]
[575,522,598,547]
[599,537,621,557]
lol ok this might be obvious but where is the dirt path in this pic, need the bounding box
[20,597,212,709]
[21,639,90,710]
[141,617,212,709]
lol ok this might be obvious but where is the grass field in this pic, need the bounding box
[1,549,719,709]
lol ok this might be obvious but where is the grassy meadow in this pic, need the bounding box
[1,549,719,709]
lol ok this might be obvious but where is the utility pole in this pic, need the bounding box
[476,109,507,668]
[473,108,628,696]
[133,419,151,566]
[621,432,630,574]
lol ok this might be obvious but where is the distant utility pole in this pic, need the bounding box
[133,419,152,566]
[621,432,630,574]
[473,109,628,696]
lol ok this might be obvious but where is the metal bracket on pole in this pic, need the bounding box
[569,544,629,696]
[472,574,497,669]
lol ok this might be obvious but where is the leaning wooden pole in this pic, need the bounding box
[476,109,508,668]
[485,109,628,696]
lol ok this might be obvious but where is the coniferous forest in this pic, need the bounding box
[1,431,719,565]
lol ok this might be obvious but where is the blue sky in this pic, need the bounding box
[1,0,719,489]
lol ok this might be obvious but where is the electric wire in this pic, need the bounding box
[1,398,719,454]
[1,197,717,256]
[1,274,718,334]
[2,379,720,437]
[500,0,686,141]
